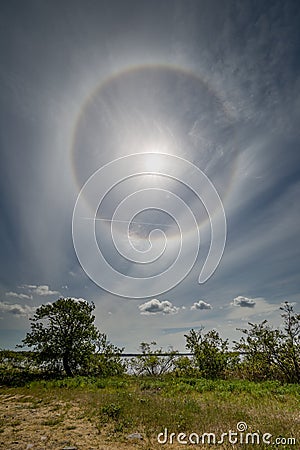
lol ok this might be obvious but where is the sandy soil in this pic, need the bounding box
[0,393,156,450]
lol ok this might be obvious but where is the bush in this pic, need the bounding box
[184,329,230,379]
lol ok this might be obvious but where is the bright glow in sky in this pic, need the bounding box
[0,0,299,351]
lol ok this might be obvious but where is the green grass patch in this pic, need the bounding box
[1,376,299,447]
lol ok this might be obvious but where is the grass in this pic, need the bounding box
[41,417,65,426]
[0,376,299,448]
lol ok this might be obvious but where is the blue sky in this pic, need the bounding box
[0,0,299,351]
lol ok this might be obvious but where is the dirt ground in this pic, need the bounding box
[0,393,157,450]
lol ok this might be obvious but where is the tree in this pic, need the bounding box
[279,302,300,382]
[172,356,197,377]
[90,333,125,377]
[184,328,230,379]
[21,297,101,377]
[234,320,283,381]
[129,342,178,376]
[234,303,300,382]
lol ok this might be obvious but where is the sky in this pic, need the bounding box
[0,0,299,352]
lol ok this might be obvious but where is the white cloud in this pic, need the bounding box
[231,296,256,308]
[0,301,36,317]
[70,297,88,304]
[33,285,60,296]
[227,297,280,323]
[24,284,60,296]
[191,300,212,310]
[138,299,179,315]
[5,291,32,300]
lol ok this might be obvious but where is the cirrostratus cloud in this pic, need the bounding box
[138,299,179,315]
[191,300,212,310]
[231,296,256,308]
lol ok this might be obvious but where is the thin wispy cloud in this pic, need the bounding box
[0,1,299,351]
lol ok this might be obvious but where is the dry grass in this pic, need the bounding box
[0,377,299,449]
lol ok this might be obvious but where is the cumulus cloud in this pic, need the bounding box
[191,300,212,310]
[23,284,60,296]
[70,297,88,304]
[138,299,179,315]
[0,301,36,317]
[231,296,256,308]
[5,291,32,300]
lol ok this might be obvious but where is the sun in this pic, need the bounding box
[142,152,167,173]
